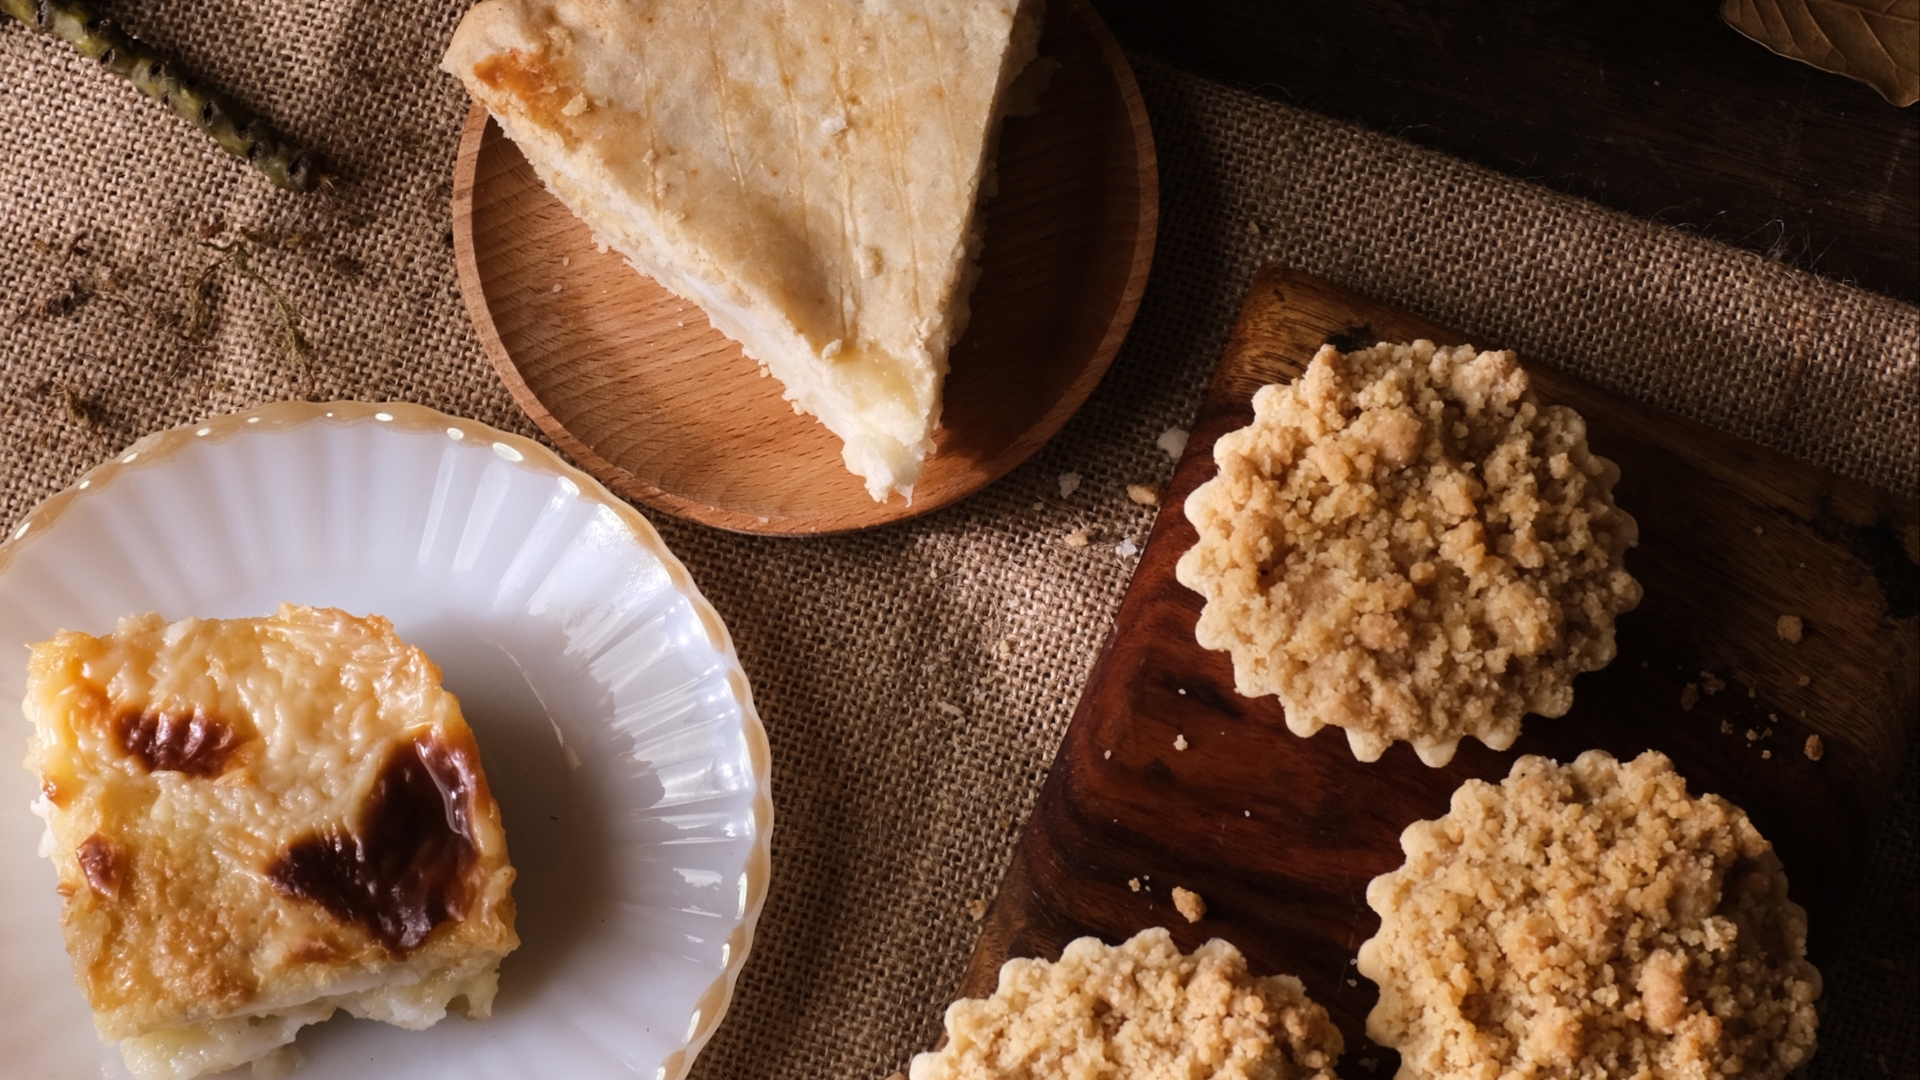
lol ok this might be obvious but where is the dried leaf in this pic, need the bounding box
[1724,0,1919,106]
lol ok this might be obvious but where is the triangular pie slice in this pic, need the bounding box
[444,0,1043,501]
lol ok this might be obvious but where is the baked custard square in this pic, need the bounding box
[23,605,518,1080]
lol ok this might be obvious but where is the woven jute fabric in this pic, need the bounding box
[2,5,1915,1078]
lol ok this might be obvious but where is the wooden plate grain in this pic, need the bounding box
[956,267,1919,1072]
[450,0,1156,535]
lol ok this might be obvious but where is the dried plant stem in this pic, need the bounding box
[201,241,314,367]
[1,0,321,191]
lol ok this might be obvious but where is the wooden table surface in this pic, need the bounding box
[1092,0,1919,303]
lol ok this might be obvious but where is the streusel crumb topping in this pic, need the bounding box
[911,928,1342,1080]
[1358,750,1820,1080]
[1176,341,1641,765]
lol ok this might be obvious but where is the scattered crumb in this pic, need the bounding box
[1797,675,1810,688]
[1057,472,1082,498]
[1768,714,1778,723]
[1128,878,1141,893]
[967,898,989,922]
[1761,750,1772,760]
[1702,672,1726,695]
[1805,735,1825,761]
[1245,810,1251,817]
[1746,729,1760,742]
[1749,687,1757,698]
[1346,979,1358,988]
[1246,220,1262,239]
[1753,525,1764,536]
[935,701,963,718]
[994,638,1012,660]
[1680,683,1700,711]
[1776,615,1803,643]
[1721,720,1734,735]
[1177,688,1187,696]
[1115,538,1139,558]
[1063,528,1089,549]
[1171,887,1206,923]
[1126,484,1160,507]
[1762,727,1773,739]
[1157,427,1189,461]
[1174,734,1189,751]
[550,283,563,293]
[1103,750,1111,760]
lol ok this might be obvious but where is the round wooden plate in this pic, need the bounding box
[450,0,1157,535]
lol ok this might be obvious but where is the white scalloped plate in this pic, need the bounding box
[0,402,772,1080]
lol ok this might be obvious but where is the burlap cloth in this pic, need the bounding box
[2,5,1915,1077]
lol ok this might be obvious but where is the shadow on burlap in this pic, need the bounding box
[0,6,1913,1078]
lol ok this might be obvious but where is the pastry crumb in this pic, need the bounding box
[1157,427,1189,460]
[1797,675,1811,687]
[1057,472,1081,498]
[1805,734,1824,761]
[967,898,989,922]
[1176,342,1640,768]
[1103,749,1111,760]
[1171,887,1206,923]
[1746,728,1761,742]
[1062,528,1089,548]
[1680,683,1700,710]
[1762,750,1772,759]
[1776,614,1804,642]
[935,701,963,718]
[909,929,1341,1080]
[1720,719,1734,735]
[1753,524,1764,536]
[1115,538,1139,558]
[1357,751,1820,1080]
[994,638,1012,659]
[1174,734,1188,751]
[1128,877,1141,893]
[1702,672,1725,695]
[1126,483,1160,506]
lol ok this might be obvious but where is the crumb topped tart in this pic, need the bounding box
[25,604,517,1080]
[912,927,1343,1080]
[1177,340,1641,766]
[1358,750,1820,1080]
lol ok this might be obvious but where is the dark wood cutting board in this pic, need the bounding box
[957,266,1919,1072]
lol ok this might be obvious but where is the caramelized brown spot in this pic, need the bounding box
[77,834,122,898]
[267,736,479,953]
[115,709,240,776]
[472,51,578,142]
[41,777,66,808]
